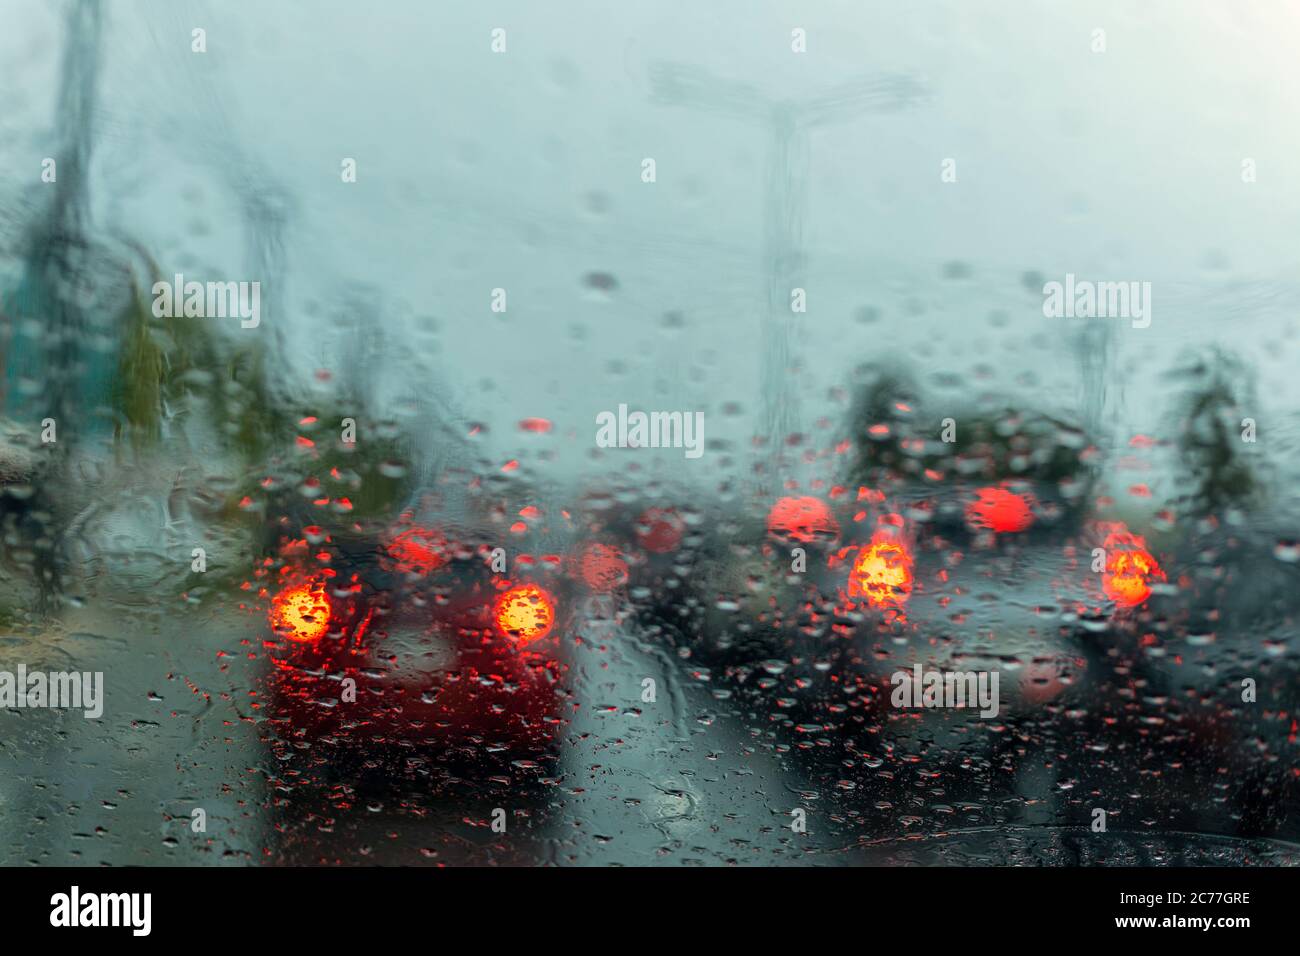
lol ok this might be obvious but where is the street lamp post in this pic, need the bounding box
[649,62,928,493]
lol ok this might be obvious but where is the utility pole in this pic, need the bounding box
[3,0,103,437]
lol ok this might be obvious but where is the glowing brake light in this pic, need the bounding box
[635,508,684,554]
[766,495,840,543]
[1101,526,1164,607]
[966,485,1035,533]
[270,579,332,643]
[575,543,629,592]
[385,526,448,576]
[493,584,556,645]
[847,532,915,610]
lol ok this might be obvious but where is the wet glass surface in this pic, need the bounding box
[0,1,1297,867]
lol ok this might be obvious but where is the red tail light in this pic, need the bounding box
[966,484,1035,533]
[848,534,915,609]
[493,584,557,645]
[635,508,684,554]
[766,495,840,543]
[575,543,629,592]
[1100,525,1164,607]
[384,525,448,576]
[270,579,332,643]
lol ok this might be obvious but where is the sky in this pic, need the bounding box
[2,0,1298,492]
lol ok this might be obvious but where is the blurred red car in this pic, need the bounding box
[256,526,571,772]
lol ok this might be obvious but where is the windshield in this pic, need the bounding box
[0,0,1296,869]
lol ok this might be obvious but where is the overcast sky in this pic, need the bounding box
[3,0,1298,493]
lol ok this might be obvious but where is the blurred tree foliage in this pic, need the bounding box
[1165,348,1262,515]
[844,361,1096,523]
[112,248,287,462]
[111,253,416,528]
